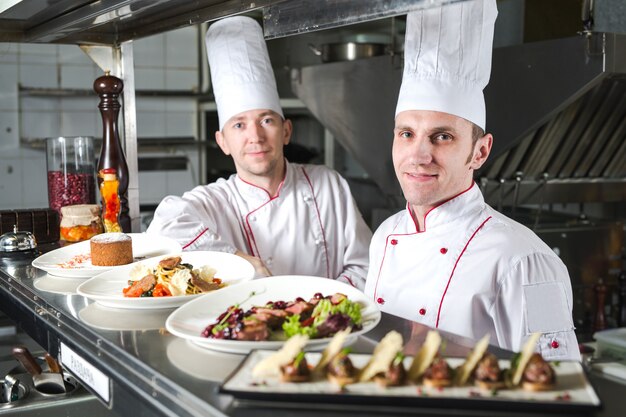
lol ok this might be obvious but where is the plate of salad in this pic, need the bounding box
[165,275,381,354]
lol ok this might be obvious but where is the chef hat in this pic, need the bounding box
[206,16,283,130]
[395,0,498,131]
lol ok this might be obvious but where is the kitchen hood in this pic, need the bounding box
[292,32,626,205]
[0,0,463,45]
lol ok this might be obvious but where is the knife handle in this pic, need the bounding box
[12,346,42,376]
[45,353,62,374]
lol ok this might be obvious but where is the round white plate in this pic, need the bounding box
[79,303,172,331]
[165,275,381,354]
[33,274,85,294]
[166,338,243,381]
[32,233,182,278]
[76,251,255,309]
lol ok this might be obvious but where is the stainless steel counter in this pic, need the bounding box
[0,258,624,417]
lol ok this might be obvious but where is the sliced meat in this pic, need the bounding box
[329,293,348,305]
[523,353,555,384]
[474,353,502,382]
[124,274,157,297]
[190,274,221,293]
[328,353,358,379]
[285,300,314,316]
[236,321,270,341]
[423,356,452,381]
[158,256,182,270]
[281,355,311,382]
[376,360,407,387]
[249,308,288,329]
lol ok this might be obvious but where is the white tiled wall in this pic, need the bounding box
[0,26,201,210]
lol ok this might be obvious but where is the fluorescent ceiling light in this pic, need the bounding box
[0,0,23,15]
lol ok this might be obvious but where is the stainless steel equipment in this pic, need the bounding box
[0,226,36,253]
[12,347,66,394]
[309,42,387,62]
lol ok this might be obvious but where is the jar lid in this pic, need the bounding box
[60,204,101,226]
[0,226,37,252]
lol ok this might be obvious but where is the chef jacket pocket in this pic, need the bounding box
[523,282,574,333]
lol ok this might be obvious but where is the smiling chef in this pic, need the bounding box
[364,0,580,361]
[147,16,371,288]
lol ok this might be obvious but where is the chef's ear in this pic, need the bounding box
[282,119,292,146]
[215,130,231,156]
[469,133,492,170]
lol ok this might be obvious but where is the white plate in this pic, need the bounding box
[32,233,182,278]
[76,251,255,309]
[221,352,601,412]
[33,274,85,294]
[79,303,172,331]
[167,338,243,382]
[165,275,381,354]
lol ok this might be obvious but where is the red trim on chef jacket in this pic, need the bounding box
[240,173,286,257]
[372,183,475,300]
[301,167,331,278]
[183,228,210,250]
[372,231,415,301]
[343,275,356,288]
[410,181,476,233]
[435,215,492,328]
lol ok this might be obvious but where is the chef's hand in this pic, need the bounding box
[235,251,272,277]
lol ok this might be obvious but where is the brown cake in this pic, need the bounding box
[90,233,133,266]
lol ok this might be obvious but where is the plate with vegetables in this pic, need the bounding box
[165,275,381,354]
[76,251,255,309]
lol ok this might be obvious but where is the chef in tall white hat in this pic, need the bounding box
[365,0,580,361]
[148,16,372,288]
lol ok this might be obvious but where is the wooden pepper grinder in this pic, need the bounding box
[94,72,130,233]
[593,279,607,333]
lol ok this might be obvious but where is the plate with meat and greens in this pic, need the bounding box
[76,251,255,309]
[164,275,381,354]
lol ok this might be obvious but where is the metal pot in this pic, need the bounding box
[309,42,387,62]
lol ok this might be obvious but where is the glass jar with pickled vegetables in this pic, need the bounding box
[99,168,122,233]
[59,204,103,242]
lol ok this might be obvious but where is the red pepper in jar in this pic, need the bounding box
[99,168,122,232]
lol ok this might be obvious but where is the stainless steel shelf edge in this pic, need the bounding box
[0,268,229,417]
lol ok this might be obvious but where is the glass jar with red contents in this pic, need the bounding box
[59,204,103,242]
[46,137,96,215]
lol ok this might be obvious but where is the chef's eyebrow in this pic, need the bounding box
[394,125,412,132]
[258,110,279,118]
[430,125,457,134]
[393,125,457,133]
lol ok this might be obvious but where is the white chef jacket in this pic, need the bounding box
[147,161,372,289]
[365,183,580,361]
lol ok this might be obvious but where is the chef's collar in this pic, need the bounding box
[235,159,290,201]
[395,0,498,131]
[205,16,284,131]
[408,182,484,232]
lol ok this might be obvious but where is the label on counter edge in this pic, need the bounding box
[60,342,111,403]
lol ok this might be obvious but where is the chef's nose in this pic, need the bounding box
[409,137,433,165]
[247,122,265,143]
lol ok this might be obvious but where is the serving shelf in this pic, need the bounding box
[0,260,624,417]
